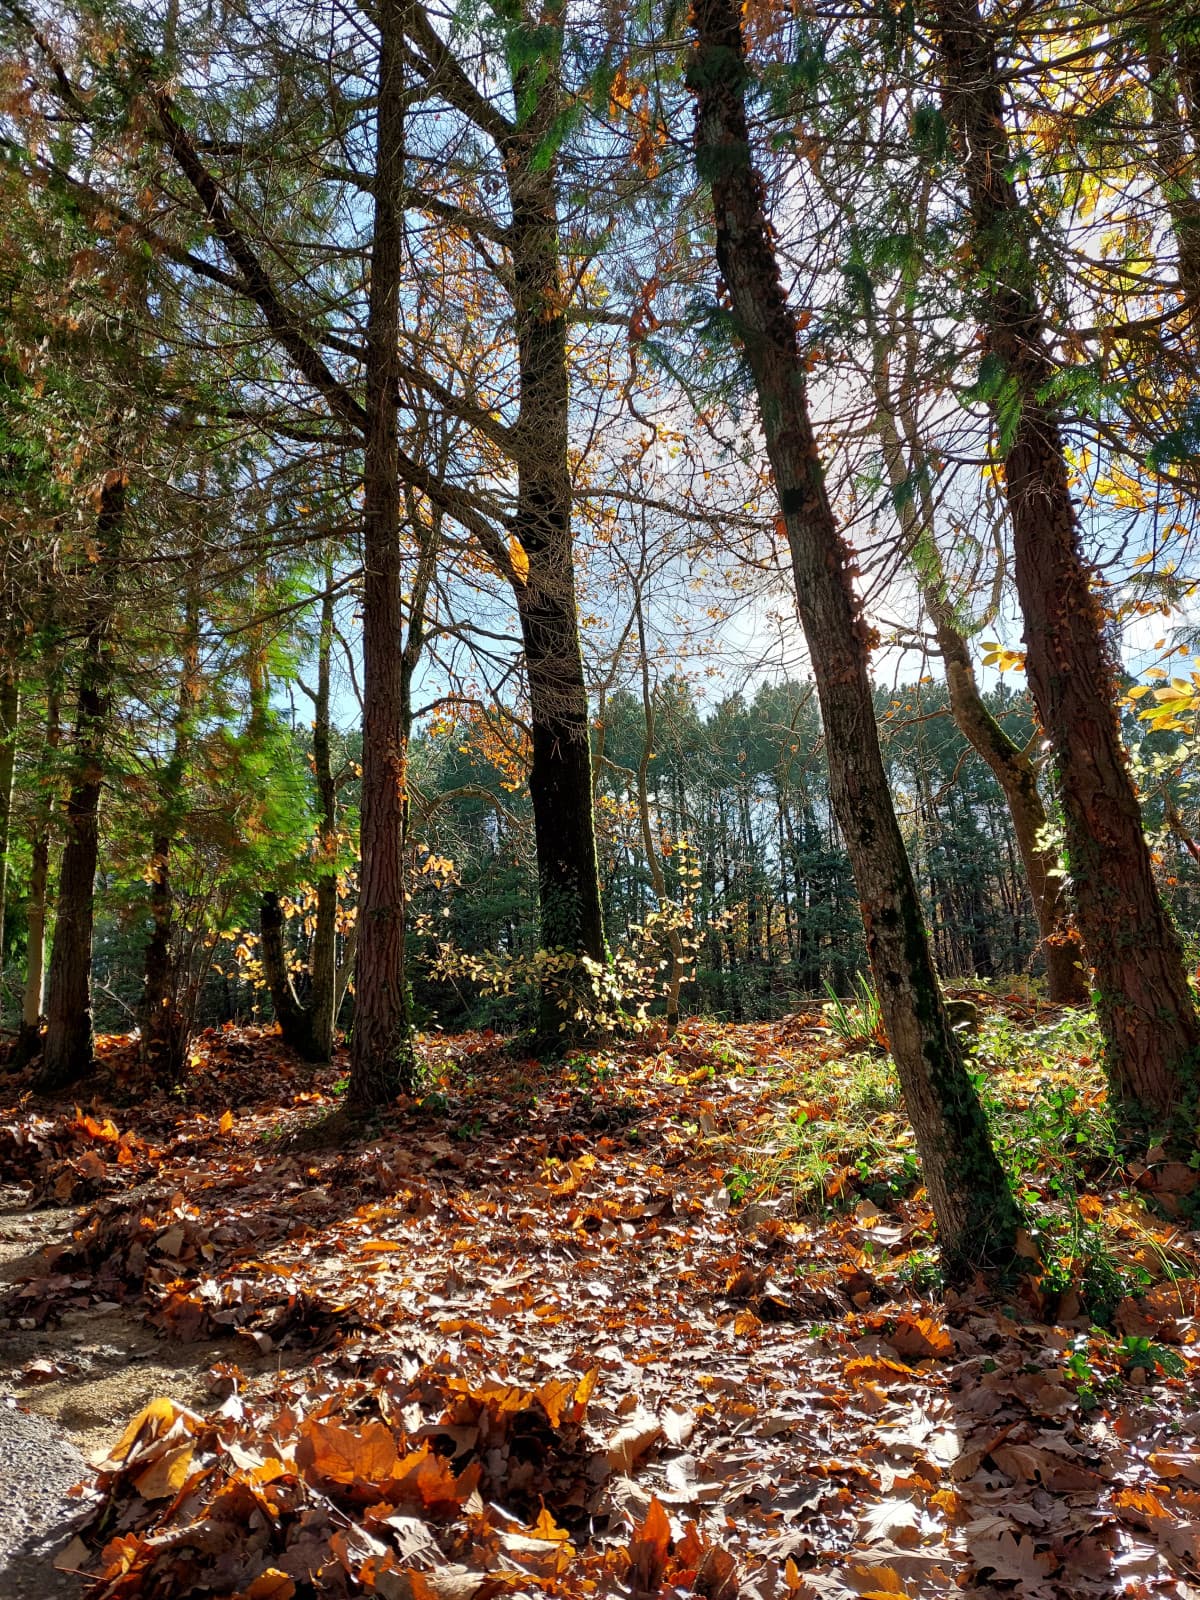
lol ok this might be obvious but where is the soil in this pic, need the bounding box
[0,1189,236,1597]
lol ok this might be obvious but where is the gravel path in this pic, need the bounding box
[0,1400,89,1597]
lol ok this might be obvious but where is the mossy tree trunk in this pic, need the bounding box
[688,0,1020,1276]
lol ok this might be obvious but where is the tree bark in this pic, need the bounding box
[37,471,125,1091]
[0,660,19,984]
[16,680,60,1065]
[1146,28,1200,334]
[259,888,325,1059]
[505,63,606,1035]
[688,0,1019,1275]
[935,0,1200,1127]
[140,589,201,1082]
[348,0,413,1106]
[308,572,339,1061]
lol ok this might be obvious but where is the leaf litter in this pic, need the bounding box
[1,1015,1199,1599]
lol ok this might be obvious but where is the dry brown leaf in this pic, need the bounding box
[607,1408,662,1472]
[297,1416,398,1484]
[886,1315,953,1362]
[969,1531,1054,1583]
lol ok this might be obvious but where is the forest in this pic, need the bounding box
[1,0,1200,1595]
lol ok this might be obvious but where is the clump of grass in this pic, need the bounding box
[822,973,887,1053]
[725,1043,914,1216]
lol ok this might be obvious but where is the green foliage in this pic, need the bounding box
[822,972,884,1052]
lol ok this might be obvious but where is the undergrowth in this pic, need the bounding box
[723,1003,1191,1330]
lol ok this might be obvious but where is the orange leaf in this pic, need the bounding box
[238,1572,296,1600]
[844,1355,913,1385]
[99,1397,194,1470]
[530,1507,572,1543]
[629,1496,672,1592]
[573,1366,599,1412]
[536,1377,576,1426]
[131,1442,195,1501]
[297,1417,398,1485]
[887,1314,954,1361]
[847,1566,912,1597]
[219,1109,234,1134]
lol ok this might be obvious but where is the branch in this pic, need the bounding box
[401,4,514,151]
[151,91,369,434]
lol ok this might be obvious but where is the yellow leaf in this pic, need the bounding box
[529,1507,572,1543]
[100,1397,189,1468]
[219,1109,234,1134]
[509,535,529,585]
[132,1442,195,1500]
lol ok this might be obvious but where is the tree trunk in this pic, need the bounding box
[308,571,339,1061]
[507,101,606,1036]
[37,471,125,1092]
[140,589,201,1083]
[688,0,1019,1275]
[0,662,19,981]
[260,889,323,1059]
[935,0,1200,1126]
[871,341,1086,1002]
[1146,29,1200,332]
[16,680,59,1065]
[348,0,413,1107]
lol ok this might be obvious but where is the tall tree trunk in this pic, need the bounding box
[37,471,125,1091]
[935,0,1200,1127]
[16,680,59,1065]
[140,589,201,1082]
[506,81,606,1036]
[871,340,1086,1002]
[0,660,19,987]
[348,0,413,1106]
[1146,28,1200,332]
[308,567,339,1061]
[688,0,1018,1275]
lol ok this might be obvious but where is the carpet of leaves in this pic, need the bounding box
[2,1015,1199,1600]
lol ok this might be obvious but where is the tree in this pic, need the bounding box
[867,311,1086,1002]
[932,0,1200,1131]
[686,0,1019,1275]
[37,465,125,1089]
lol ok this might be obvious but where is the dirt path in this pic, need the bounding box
[0,1191,235,1595]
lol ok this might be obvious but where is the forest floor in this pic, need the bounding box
[0,1003,1199,1600]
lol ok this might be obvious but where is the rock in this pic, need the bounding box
[0,1401,90,1597]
